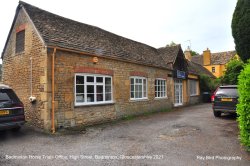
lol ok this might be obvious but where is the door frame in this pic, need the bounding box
[174,79,183,106]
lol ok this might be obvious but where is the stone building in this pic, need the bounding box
[1,1,206,132]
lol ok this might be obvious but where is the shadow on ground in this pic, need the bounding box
[219,113,237,120]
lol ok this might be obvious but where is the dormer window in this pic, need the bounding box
[16,30,25,53]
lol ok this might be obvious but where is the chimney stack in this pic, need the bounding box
[184,46,192,61]
[203,48,211,65]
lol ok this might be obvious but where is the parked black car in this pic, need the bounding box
[0,84,25,131]
[212,85,238,117]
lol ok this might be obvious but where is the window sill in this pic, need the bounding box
[130,98,149,102]
[74,101,115,107]
[15,51,24,55]
[154,97,168,100]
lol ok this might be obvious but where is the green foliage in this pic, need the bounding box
[232,0,250,63]
[190,50,199,56]
[166,41,177,47]
[199,74,221,92]
[237,62,250,150]
[222,59,244,85]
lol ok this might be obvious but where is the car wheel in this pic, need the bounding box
[11,126,21,132]
[213,110,221,117]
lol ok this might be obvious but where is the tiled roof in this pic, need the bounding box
[191,51,236,65]
[210,51,236,65]
[158,45,181,64]
[18,1,171,69]
[191,55,203,65]
[187,61,215,78]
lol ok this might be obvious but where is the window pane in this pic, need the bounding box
[138,91,142,98]
[96,93,103,101]
[76,85,84,93]
[131,92,134,98]
[143,91,147,98]
[105,85,111,93]
[135,85,139,91]
[105,77,111,85]
[76,76,84,84]
[131,84,134,92]
[97,77,103,83]
[190,80,197,95]
[138,85,142,92]
[87,94,94,102]
[87,76,94,82]
[143,83,146,93]
[131,78,134,85]
[161,91,164,97]
[105,93,112,101]
[16,30,25,53]
[135,91,139,98]
[76,94,84,102]
[217,87,238,96]
[87,85,94,93]
[97,85,103,93]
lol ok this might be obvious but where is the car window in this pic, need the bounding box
[216,87,238,97]
[0,89,20,103]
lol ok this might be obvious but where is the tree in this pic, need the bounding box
[190,50,199,56]
[232,0,250,63]
[166,41,177,47]
[222,59,244,85]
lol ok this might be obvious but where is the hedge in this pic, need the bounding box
[237,62,250,151]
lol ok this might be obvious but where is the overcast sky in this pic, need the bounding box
[0,0,237,62]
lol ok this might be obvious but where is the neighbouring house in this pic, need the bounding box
[188,48,237,78]
[184,48,216,79]
[1,1,204,132]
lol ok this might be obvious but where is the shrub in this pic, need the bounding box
[222,59,244,85]
[237,62,250,151]
[199,74,221,92]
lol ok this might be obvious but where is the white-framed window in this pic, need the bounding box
[155,79,167,98]
[130,77,147,100]
[189,80,198,96]
[75,74,113,106]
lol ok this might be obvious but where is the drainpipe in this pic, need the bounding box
[30,57,33,97]
[29,57,36,103]
[51,48,57,133]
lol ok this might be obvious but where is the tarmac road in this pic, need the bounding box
[0,103,249,166]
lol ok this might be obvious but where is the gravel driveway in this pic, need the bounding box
[0,103,249,166]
